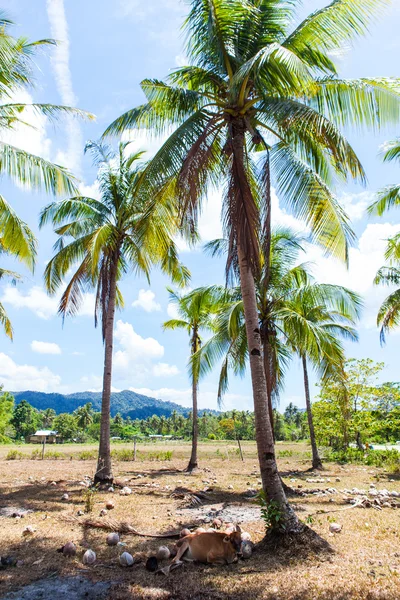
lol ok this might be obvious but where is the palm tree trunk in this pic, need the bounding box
[186,375,199,472]
[94,260,118,485]
[263,339,275,440]
[301,355,322,470]
[238,245,299,532]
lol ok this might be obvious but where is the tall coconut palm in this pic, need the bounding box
[280,284,362,469]
[104,0,399,531]
[163,286,222,471]
[40,141,189,484]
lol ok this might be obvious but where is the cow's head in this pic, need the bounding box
[224,524,242,553]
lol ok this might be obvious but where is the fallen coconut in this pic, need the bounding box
[108,486,114,493]
[180,528,191,538]
[119,552,134,567]
[77,510,84,517]
[212,518,222,529]
[120,487,132,496]
[61,542,76,557]
[61,493,69,501]
[156,546,171,561]
[82,549,96,565]
[241,540,253,559]
[329,523,342,534]
[99,509,108,517]
[107,532,120,546]
[105,501,115,510]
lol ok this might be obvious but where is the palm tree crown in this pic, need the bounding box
[0,15,92,339]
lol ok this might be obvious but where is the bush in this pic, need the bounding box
[111,448,135,461]
[6,449,25,460]
[324,447,400,470]
[207,433,217,440]
[77,450,97,460]
[147,450,173,461]
[277,449,293,458]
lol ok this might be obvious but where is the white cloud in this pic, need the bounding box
[46,0,83,175]
[0,90,52,162]
[132,289,161,313]
[340,191,374,222]
[167,303,180,319]
[113,320,179,383]
[152,363,180,377]
[0,285,95,320]
[31,340,62,355]
[0,353,61,392]
[305,221,400,329]
[78,181,100,200]
[1,286,59,320]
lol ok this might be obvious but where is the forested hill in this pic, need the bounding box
[12,390,192,419]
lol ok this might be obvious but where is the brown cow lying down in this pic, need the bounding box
[160,525,243,574]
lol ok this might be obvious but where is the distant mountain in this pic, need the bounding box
[12,389,193,420]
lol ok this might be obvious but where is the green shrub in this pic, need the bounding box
[77,450,97,460]
[6,449,25,460]
[324,447,400,469]
[147,450,173,461]
[111,448,135,461]
[278,449,293,458]
[207,433,217,440]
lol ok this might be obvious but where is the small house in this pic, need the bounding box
[29,430,59,444]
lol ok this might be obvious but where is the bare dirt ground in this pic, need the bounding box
[0,440,399,600]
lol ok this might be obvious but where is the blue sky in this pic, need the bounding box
[1,0,400,412]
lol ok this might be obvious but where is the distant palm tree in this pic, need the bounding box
[163,286,222,471]
[41,408,56,428]
[74,403,93,431]
[41,141,189,485]
[0,16,91,338]
[281,284,361,468]
[105,0,399,532]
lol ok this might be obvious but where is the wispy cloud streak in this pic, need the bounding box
[46,0,83,176]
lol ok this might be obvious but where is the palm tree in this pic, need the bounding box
[368,139,400,342]
[163,286,222,471]
[104,0,398,531]
[368,139,400,216]
[199,233,361,469]
[41,408,56,428]
[0,17,92,338]
[74,403,94,431]
[201,228,311,428]
[280,284,362,469]
[40,141,189,485]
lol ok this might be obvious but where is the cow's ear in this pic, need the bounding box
[236,524,241,533]
[223,535,230,543]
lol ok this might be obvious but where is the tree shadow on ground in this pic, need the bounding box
[0,524,335,600]
[0,480,87,516]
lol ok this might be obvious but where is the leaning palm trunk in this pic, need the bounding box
[238,246,299,531]
[187,376,199,472]
[95,261,118,485]
[301,355,322,470]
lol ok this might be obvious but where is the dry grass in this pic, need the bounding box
[0,440,399,599]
